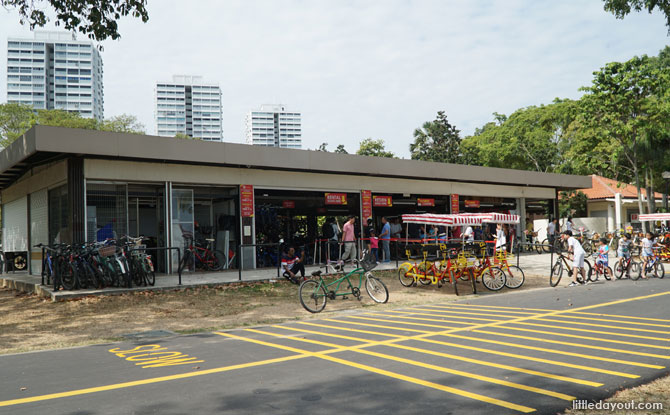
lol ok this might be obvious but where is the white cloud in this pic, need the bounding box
[0,0,667,156]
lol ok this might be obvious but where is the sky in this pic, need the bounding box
[0,0,668,157]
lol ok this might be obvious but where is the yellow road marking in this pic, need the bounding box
[426,304,538,315]
[494,325,670,350]
[367,313,670,359]
[231,329,536,412]
[402,307,519,321]
[433,303,554,312]
[471,329,670,360]
[513,321,670,342]
[563,312,670,323]
[531,317,670,335]
[299,320,638,379]
[534,314,670,328]
[278,324,603,387]
[383,308,504,322]
[0,353,307,408]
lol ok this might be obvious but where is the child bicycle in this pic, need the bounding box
[588,253,612,282]
[638,248,665,279]
[299,252,388,313]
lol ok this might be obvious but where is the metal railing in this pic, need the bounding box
[238,242,282,281]
[130,246,182,285]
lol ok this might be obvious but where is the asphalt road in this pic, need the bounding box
[1,278,669,415]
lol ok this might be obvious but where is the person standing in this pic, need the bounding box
[340,216,357,264]
[380,216,391,263]
[495,223,506,252]
[563,230,586,286]
[565,217,574,233]
[369,229,379,262]
[547,218,556,246]
[463,225,474,243]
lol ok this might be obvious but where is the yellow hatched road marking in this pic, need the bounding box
[367,313,670,359]
[532,314,670,328]
[471,329,670,360]
[513,321,670,342]
[300,320,638,379]
[388,308,504,322]
[220,330,536,412]
[426,304,538,315]
[494,325,670,350]
[0,354,307,408]
[251,327,575,401]
[328,317,663,369]
[434,303,554,312]
[563,312,670,323]
[278,324,603,387]
[531,318,670,335]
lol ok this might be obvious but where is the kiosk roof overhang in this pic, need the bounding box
[0,125,592,191]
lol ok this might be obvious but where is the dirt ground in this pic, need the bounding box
[0,269,548,355]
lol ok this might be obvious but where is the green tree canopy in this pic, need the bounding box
[334,144,348,154]
[603,0,670,33]
[99,114,145,134]
[356,138,395,158]
[410,111,462,163]
[1,0,149,42]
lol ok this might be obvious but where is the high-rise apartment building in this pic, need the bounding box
[245,104,301,148]
[6,31,104,120]
[154,75,223,141]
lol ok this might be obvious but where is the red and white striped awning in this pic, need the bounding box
[481,213,520,224]
[638,213,670,222]
[402,212,520,226]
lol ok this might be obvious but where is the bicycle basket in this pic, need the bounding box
[98,245,117,257]
[360,252,377,271]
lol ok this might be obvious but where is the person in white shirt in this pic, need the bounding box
[547,219,556,245]
[562,230,586,286]
[495,223,506,251]
[463,225,474,243]
[565,217,573,232]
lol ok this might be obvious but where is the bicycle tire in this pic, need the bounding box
[614,261,624,279]
[654,262,665,279]
[299,279,327,313]
[603,266,612,281]
[481,266,506,291]
[398,263,415,287]
[631,262,642,280]
[583,243,592,256]
[550,261,563,287]
[204,250,225,271]
[60,262,77,290]
[541,239,551,253]
[144,258,156,286]
[504,265,525,289]
[462,268,476,294]
[449,269,459,296]
[365,273,389,303]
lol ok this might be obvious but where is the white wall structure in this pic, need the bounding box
[245,104,301,148]
[3,196,28,253]
[155,75,223,141]
[30,189,49,273]
[6,31,104,120]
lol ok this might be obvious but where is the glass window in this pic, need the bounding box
[49,185,70,245]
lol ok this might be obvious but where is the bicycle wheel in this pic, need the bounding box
[449,269,459,296]
[398,263,415,287]
[461,268,476,294]
[541,239,551,253]
[365,273,389,303]
[178,250,192,274]
[583,260,592,282]
[654,262,665,279]
[630,260,640,277]
[504,265,525,289]
[535,241,543,255]
[603,266,612,281]
[550,261,563,287]
[205,250,225,271]
[299,279,327,313]
[143,258,156,286]
[60,262,77,290]
[481,266,506,291]
[614,261,624,279]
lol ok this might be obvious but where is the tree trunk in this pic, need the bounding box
[633,140,646,233]
[646,167,656,216]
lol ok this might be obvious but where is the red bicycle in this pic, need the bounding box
[178,237,226,273]
[588,253,612,281]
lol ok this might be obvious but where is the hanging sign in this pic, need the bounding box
[373,195,393,207]
[361,190,372,219]
[282,200,295,209]
[451,194,459,214]
[325,193,347,205]
[465,200,480,208]
[240,185,254,217]
[417,198,435,207]
[631,214,639,222]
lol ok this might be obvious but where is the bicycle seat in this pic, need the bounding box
[311,270,322,277]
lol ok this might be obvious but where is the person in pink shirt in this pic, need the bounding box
[340,215,357,264]
[369,228,379,262]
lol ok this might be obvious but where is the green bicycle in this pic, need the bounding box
[299,255,389,313]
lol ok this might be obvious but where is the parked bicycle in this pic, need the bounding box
[179,237,226,273]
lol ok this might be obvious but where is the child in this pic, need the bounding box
[617,233,632,277]
[369,229,379,263]
[640,232,656,279]
[562,230,586,286]
[596,237,609,269]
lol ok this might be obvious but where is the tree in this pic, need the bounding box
[334,144,348,154]
[174,133,200,140]
[410,111,462,163]
[559,190,588,218]
[1,0,149,42]
[356,138,395,158]
[0,103,34,147]
[578,53,670,230]
[603,0,670,33]
[99,114,145,134]
[316,142,328,152]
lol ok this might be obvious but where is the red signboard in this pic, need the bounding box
[373,195,393,207]
[631,213,639,222]
[361,190,372,219]
[464,200,480,208]
[451,194,459,214]
[282,200,295,209]
[325,193,347,205]
[240,185,254,217]
[417,198,435,207]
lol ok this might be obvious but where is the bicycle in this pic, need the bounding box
[299,253,388,313]
[492,247,525,289]
[638,248,665,280]
[588,253,612,282]
[179,237,226,273]
[470,245,507,291]
[397,244,435,287]
[614,255,639,280]
[550,251,593,286]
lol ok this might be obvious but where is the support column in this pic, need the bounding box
[517,197,526,235]
[614,193,622,231]
[607,202,615,232]
[68,157,85,244]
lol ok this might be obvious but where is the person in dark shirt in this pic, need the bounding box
[281,247,305,284]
